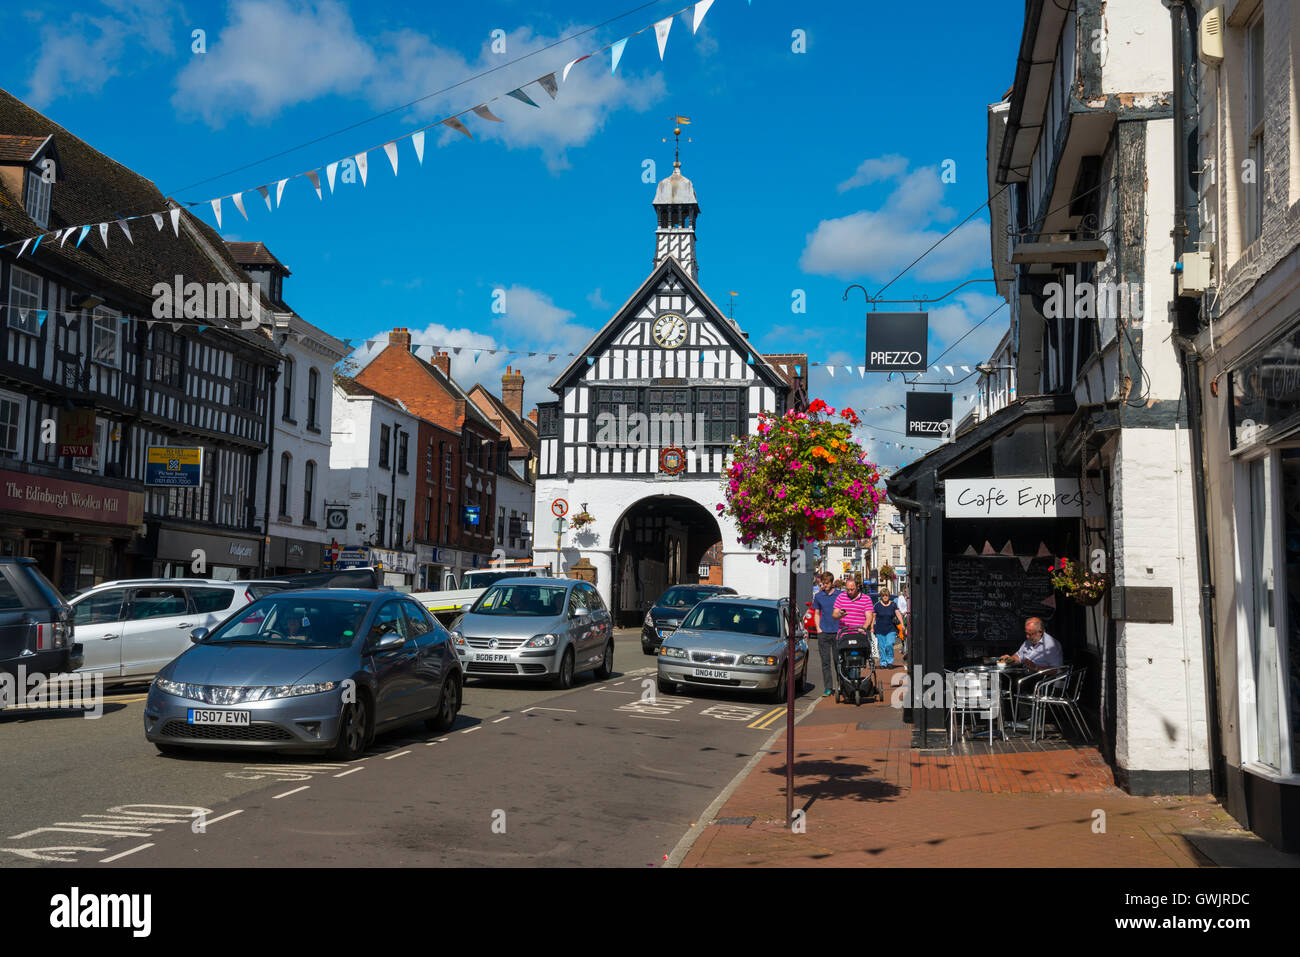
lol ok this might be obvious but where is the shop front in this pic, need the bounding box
[267,536,324,576]
[138,525,264,580]
[335,546,417,588]
[0,467,145,593]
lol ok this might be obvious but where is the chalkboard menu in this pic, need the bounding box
[945,555,1057,645]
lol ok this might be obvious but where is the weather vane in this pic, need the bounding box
[662,115,692,169]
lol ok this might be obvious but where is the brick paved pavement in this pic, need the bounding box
[679,665,1244,868]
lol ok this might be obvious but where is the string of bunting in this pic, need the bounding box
[0,0,728,254]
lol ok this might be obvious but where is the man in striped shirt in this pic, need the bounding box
[831,576,875,641]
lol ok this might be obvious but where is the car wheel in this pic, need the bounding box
[552,648,575,689]
[155,743,186,757]
[331,696,372,760]
[657,676,677,696]
[594,640,614,680]
[642,643,656,656]
[426,674,460,733]
[768,666,787,704]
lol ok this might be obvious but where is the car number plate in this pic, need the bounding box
[187,709,251,726]
[658,627,675,637]
[478,654,509,663]
[692,668,730,680]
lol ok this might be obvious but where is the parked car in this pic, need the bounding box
[641,584,737,654]
[71,579,258,686]
[656,596,808,702]
[0,558,82,708]
[450,577,613,688]
[143,589,462,758]
[413,566,552,625]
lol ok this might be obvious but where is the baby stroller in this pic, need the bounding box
[834,627,882,705]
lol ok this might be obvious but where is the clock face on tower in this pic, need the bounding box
[652,313,688,349]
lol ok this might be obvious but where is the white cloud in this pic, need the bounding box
[586,287,611,311]
[801,157,991,283]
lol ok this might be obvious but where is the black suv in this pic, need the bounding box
[1,558,82,704]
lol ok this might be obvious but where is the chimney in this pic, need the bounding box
[502,365,524,418]
[528,408,538,424]
[432,350,451,377]
[389,327,411,349]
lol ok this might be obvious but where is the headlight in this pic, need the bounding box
[255,681,339,700]
[154,677,185,696]
[450,630,465,646]
[148,679,338,703]
[524,633,557,648]
[659,646,687,659]
[740,655,778,666]
[644,611,654,627]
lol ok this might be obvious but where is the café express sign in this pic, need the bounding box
[944,478,1101,518]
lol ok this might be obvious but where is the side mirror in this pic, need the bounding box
[190,627,210,644]
[372,632,406,652]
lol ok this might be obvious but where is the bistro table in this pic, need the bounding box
[958,663,1028,737]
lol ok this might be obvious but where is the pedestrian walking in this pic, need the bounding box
[811,572,842,697]
[872,586,905,668]
[832,576,876,659]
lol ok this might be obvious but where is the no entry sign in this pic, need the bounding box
[551,498,569,518]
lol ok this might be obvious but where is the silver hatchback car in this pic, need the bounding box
[657,596,808,702]
[451,578,614,688]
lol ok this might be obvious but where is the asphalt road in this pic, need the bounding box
[0,629,817,867]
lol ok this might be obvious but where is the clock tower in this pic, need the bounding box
[652,136,700,280]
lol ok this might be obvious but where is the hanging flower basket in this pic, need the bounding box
[569,509,595,530]
[879,563,896,582]
[1049,557,1108,605]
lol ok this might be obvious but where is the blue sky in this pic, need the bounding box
[1,0,1023,469]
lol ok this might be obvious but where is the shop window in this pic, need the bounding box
[72,418,107,474]
[0,391,25,458]
[6,266,42,335]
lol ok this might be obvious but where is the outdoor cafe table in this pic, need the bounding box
[956,664,1029,738]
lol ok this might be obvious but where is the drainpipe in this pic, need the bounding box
[1166,0,1222,796]
[888,491,932,734]
[260,359,281,577]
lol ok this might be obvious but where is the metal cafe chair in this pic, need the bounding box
[1052,666,1092,741]
[1028,669,1073,742]
[949,669,1004,747]
[1007,665,1066,732]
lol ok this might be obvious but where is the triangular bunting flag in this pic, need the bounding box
[151,212,164,230]
[1036,541,1052,558]
[451,347,462,355]
[342,339,352,350]
[586,356,595,366]
[945,366,954,376]
[562,55,590,83]
[610,38,628,73]
[231,192,248,221]
[30,235,42,255]
[1042,594,1057,609]
[77,225,90,246]
[17,238,30,257]
[963,545,978,557]
[693,0,715,32]
[276,179,288,207]
[507,88,539,108]
[210,199,222,228]
[170,322,183,332]
[326,162,339,193]
[60,228,73,248]
[115,220,132,243]
[842,366,852,375]
[197,325,209,334]
[654,17,673,59]
[1019,556,1033,571]
[858,367,866,377]
[98,222,109,246]
[36,310,46,326]
[383,141,399,176]
[827,367,835,377]
[355,152,368,186]
[473,351,481,363]
[961,365,971,373]
[442,117,472,138]
[1000,540,1015,556]
[981,540,996,555]
[170,208,181,235]
[473,104,503,122]
[537,73,558,99]
[256,185,271,211]
[412,131,425,164]
[306,170,322,199]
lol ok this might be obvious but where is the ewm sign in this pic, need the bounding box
[864,312,928,373]
[906,391,954,438]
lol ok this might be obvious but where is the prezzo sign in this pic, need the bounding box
[944,478,1102,518]
[906,391,954,438]
[864,312,928,372]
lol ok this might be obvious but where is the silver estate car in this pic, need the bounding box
[451,578,614,688]
[657,596,808,703]
[143,590,462,759]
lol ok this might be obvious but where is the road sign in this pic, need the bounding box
[551,498,569,518]
[552,517,567,534]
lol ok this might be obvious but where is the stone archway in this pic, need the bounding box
[609,494,724,627]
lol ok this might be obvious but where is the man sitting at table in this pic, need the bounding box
[999,617,1063,672]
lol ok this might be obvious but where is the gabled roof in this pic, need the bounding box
[0,133,53,165]
[413,354,497,432]
[549,256,792,395]
[467,383,539,455]
[333,373,412,414]
[226,240,290,274]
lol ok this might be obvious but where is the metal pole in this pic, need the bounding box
[786,529,798,826]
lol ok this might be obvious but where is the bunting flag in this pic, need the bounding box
[383,142,399,176]
[548,355,556,362]
[17,238,30,257]
[98,222,109,247]
[654,17,673,59]
[170,208,182,235]
[115,219,132,243]
[962,545,978,556]
[442,117,472,138]
[827,367,835,378]
[151,212,164,230]
[256,185,272,211]
[210,199,222,228]
[355,152,368,186]
[77,225,90,247]
[231,192,248,221]
[507,87,539,108]
[306,170,323,199]
[473,104,503,123]
[1036,541,1052,558]
[562,55,590,83]
[981,541,996,556]
[1041,594,1057,609]
[537,73,559,99]
[326,162,339,193]
[37,310,48,326]
[586,356,595,366]
[275,178,288,207]
[1000,540,1015,556]
[610,38,628,73]
[197,325,209,334]
[1018,556,1033,571]
[693,0,715,32]
[411,131,425,164]
[60,228,73,248]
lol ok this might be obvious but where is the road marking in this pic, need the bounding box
[701,704,768,722]
[521,707,576,713]
[460,727,480,734]
[750,707,788,730]
[612,681,626,686]
[384,750,412,759]
[492,716,510,723]
[334,767,364,777]
[2,846,105,862]
[628,715,680,721]
[273,786,310,799]
[100,843,154,863]
[594,688,636,694]
[204,810,244,827]
[592,686,606,691]
[437,737,450,742]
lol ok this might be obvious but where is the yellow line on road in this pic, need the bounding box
[748,707,787,729]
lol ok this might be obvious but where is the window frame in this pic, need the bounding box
[150,327,186,389]
[378,424,391,470]
[279,452,292,518]
[6,266,42,336]
[303,460,316,523]
[1244,13,1266,244]
[0,389,27,459]
[282,357,295,422]
[307,368,320,431]
[24,168,51,229]
[91,307,120,368]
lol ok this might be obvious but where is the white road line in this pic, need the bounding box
[521,706,576,713]
[612,681,626,686]
[100,843,154,863]
[492,716,510,723]
[628,715,680,721]
[460,727,480,734]
[594,689,636,694]
[384,750,412,759]
[425,741,438,746]
[437,737,449,742]
[273,786,309,799]
[592,686,606,691]
[204,810,244,827]
[334,767,364,777]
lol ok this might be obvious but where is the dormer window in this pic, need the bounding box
[24,169,50,229]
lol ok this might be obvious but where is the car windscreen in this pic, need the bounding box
[657,586,721,609]
[681,603,781,638]
[203,596,370,648]
[462,570,534,589]
[23,565,66,608]
[469,583,568,617]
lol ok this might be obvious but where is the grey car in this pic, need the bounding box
[451,577,614,688]
[143,589,462,759]
[656,596,808,703]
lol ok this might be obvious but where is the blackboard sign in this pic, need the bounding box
[944,555,1057,645]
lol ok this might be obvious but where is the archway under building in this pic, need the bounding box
[610,494,724,627]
